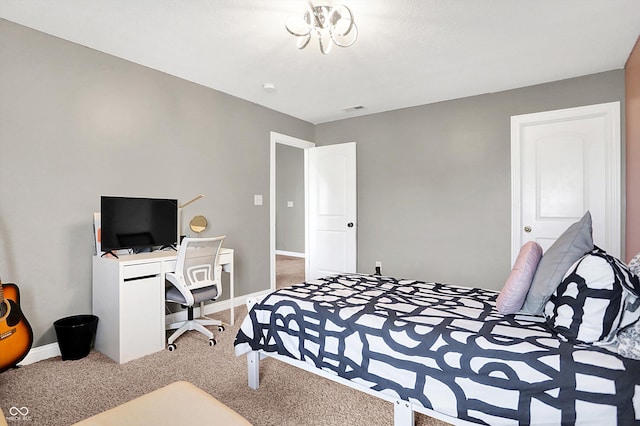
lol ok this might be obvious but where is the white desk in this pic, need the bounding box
[92,248,234,364]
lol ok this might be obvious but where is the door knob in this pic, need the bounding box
[347,222,354,228]
[524,226,532,233]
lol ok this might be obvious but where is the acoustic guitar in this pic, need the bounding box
[0,278,33,373]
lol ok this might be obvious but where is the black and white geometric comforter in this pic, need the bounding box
[234,274,640,425]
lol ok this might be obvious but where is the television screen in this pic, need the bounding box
[101,196,177,253]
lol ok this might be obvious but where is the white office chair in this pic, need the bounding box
[165,236,226,350]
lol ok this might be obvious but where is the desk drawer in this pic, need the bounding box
[123,262,162,279]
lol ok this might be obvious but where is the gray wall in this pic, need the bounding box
[0,19,314,346]
[0,18,627,347]
[276,144,304,254]
[316,71,626,289]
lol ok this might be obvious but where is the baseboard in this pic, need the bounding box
[19,342,61,367]
[19,288,274,366]
[275,250,305,258]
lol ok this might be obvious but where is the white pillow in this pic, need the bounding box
[544,248,640,345]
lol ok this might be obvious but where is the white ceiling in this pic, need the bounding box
[1,1,639,124]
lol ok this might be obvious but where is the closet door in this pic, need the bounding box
[511,102,620,263]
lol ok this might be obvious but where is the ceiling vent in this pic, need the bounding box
[342,105,365,112]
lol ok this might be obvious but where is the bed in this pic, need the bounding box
[234,273,640,426]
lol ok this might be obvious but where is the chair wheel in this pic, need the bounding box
[168,343,176,351]
[218,325,225,332]
[209,338,217,346]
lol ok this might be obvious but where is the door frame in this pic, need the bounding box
[270,132,315,291]
[510,101,621,263]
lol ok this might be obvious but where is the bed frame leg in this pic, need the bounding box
[394,400,414,426]
[247,351,260,390]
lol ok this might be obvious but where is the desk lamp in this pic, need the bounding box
[177,194,204,248]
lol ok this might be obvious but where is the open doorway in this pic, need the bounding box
[275,143,305,289]
[275,254,305,289]
[270,132,314,291]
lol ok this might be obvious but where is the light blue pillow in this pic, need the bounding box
[521,211,593,315]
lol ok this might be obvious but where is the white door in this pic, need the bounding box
[511,102,620,264]
[306,142,357,279]
[270,132,314,291]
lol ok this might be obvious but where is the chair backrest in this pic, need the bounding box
[174,236,225,293]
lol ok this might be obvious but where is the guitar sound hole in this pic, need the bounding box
[5,300,21,327]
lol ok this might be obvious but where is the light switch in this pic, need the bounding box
[254,194,263,206]
[287,201,294,207]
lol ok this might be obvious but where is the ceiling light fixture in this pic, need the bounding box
[285,1,358,55]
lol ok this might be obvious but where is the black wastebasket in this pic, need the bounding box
[53,315,99,360]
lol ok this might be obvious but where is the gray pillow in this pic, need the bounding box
[520,211,593,315]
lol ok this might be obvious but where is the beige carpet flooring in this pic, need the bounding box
[276,254,305,289]
[0,305,451,426]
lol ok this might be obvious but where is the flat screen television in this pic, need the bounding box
[101,196,178,253]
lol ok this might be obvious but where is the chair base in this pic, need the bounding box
[166,304,223,346]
